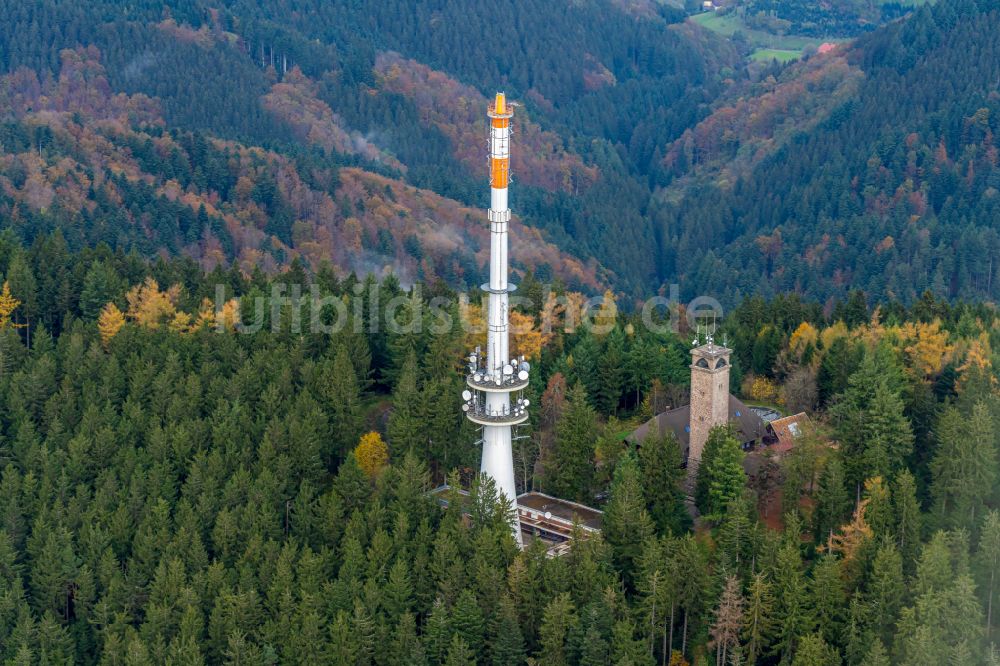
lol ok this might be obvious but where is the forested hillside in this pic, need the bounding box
[0,46,604,291]
[2,0,985,305]
[0,0,742,297]
[3,234,1000,663]
[660,0,1000,305]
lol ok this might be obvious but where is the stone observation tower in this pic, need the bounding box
[687,337,732,480]
[460,93,530,545]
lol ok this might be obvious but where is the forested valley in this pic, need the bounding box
[0,0,997,303]
[0,235,1000,664]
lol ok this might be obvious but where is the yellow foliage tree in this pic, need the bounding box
[667,652,691,666]
[591,289,618,334]
[822,496,873,564]
[98,302,125,348]
[852,308,886,349]
[460,300,487,350]
[169,310,193,333]
[191,298,217,331]
[125,278,180,329]
[354,431,389,478]
[749,376,779,404]
[961,331,993,372]
[896,320,952,378]
[216,298,241,331]
[789,321,818,355]
[820,321,849,351]
[0,281,25,330]
[956,331,996,393]
[540,290,588,334]
[510,310,548,360]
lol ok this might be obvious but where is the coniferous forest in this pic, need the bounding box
[1,234,1000,664]
[2,0,1000,664]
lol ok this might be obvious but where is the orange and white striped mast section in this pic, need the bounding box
[462,93,530,546]
[487,92,512,371]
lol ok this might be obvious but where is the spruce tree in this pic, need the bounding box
[489,595,525,666]
[864,542,904,648]
[717,495,754,574]
[389,613,427,666]
[809,555,845,646]
[771,541,811,661]
[674,535,709,660]
[817,337,859,407]
[694,424,737,513]
[603,453,655,586]
[333,453,370,516]
[977,510,1000,644]
[387,349,423,457]
[443,634,475,666]
[595,327,625,415]
[635,536,677,660]
[422,377,466,472]
[895,531,985,664]
[450,589,485,656]
[423,598,451,664]
[814,456,851,545]
[791,632,840,666]
[697,426,746,521]
[864,477,894,543]
[546,383,597,503]
[934,401,1000,529]
[860,382,913,483]
[579,624,611,666]
[637,431,688,535]
[625,337,656,407]
[610,618,649,665]
[324,345,363,459]
[893,470,922,572]
[385,558,413,620]
[863,639,890,666]
[79,261,123,320]
[537,593,577,666]
[743,572,776,664]
[831,349,911,487]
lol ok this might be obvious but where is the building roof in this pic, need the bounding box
[429,485,603,556]
[767,412,810,452]
[517,491,603,531]
[626,395,766,456]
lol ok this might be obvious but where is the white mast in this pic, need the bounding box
[461,93,530,546]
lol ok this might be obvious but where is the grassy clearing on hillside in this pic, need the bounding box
[691,11,843,60]
[691,10,743,36]
[750,48,802,63]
